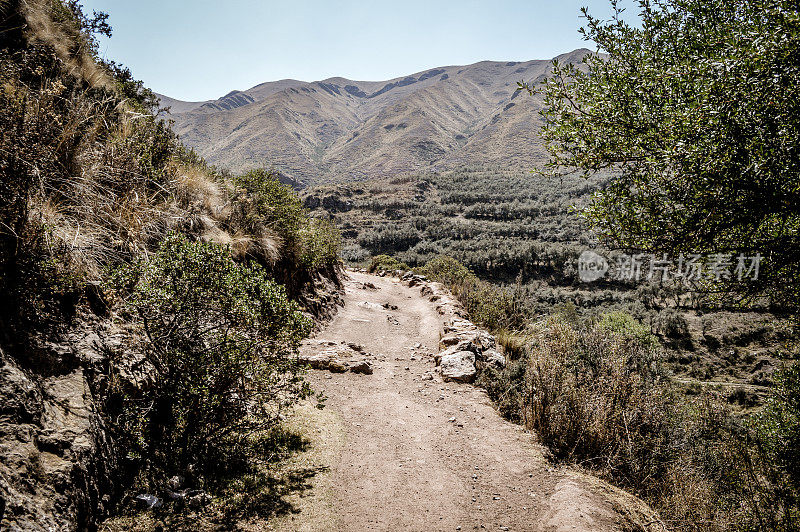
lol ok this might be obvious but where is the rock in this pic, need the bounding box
[166,489,186,502]
[440,351,477,383]
[434,345,461,366]
[444,318,478,335]
[439,334,461,348]
[186,490,211,510]
[475,330,497,351]
[349,361,374,375]
[135,494,162,509]
[328,360,349,373]
[167,475,184,491]
[483,349,506,369]
[300,352,335,370]
[454,338,479,354]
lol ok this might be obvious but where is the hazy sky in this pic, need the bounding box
[80,0,633,101]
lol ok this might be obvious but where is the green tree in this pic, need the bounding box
[523,0,800,307]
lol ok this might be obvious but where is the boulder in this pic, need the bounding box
[434,345,462,366]
[439,351,477,383]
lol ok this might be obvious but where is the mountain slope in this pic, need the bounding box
[159,50,591,184]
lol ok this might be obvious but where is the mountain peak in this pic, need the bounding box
[162,52,588,184]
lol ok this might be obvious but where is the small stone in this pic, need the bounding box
[167,475,184,491]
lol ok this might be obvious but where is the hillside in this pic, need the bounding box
[304,169,792,391]
[0,2,341,529]
[159,50,590,184]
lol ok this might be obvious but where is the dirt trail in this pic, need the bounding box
[269,270,646,532]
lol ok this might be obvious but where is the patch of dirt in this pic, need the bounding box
[270,271,657,531]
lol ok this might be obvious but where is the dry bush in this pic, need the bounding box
[516,312,800,531]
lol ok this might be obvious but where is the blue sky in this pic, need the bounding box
[81,0,633,101]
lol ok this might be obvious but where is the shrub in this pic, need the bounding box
[231,169,340,271]
[515,310,800,530]
[522,313,667,472]
[420,256,527,331]
[419,255,476,285]
[747,365,800,529]
[653,308,690,339]
[340,244,370,264]
[233,169,306,244]
[111,234,313,487]
[367,254,410,273]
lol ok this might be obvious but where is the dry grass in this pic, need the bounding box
[21,0,113,90]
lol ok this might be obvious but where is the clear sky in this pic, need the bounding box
[80,0,633,102]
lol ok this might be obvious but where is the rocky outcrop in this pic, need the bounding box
[0,321,125,531]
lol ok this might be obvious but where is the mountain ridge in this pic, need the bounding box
[159,49,592,185]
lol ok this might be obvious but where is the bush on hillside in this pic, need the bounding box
[522,313,667,471]
[367,254,410,273]
[514,311,800,530]
[110,234,313,487]
[231,169,340,272]
[420,256,527,331]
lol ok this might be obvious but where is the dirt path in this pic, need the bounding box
[268,271,648,531]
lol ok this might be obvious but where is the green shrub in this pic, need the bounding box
[747,365,800,528]
[367,254,410,273]
[299,217,341,269]
[420,256,526,331]
[111,234,313,487]
[234,169,306,243]
[419,255,476,284]
[232,169,340,271]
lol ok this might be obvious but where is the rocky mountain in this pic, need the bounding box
[159,49,591,185]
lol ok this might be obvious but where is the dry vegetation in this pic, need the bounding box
[0,1,340,528]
